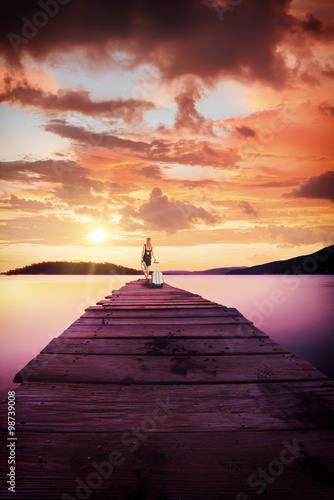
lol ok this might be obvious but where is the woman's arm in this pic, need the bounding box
[152,248,156,261]
[141,245,145,261]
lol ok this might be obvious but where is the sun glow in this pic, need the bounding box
[88,228,108,242]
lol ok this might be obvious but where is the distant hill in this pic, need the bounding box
[227,245,334,275]
[2,263,246,276]
[164,267,247,275]
[3,245,333,275]
[2,261,142,275]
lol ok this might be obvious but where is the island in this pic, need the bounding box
[2,261,142,275]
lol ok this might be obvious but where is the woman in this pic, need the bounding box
[141,237,156,284]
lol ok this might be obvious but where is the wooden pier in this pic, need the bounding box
[1,278,334,499]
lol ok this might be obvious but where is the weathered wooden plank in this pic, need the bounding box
[83,307,236,317]
[115,292,201,296]
[78,315,250,325]
[115,298,206,302]
[5,381,333,433]
[106,291,212,297]
[13,353,327,384]
[104,302,217,307]
[103,296,215,301]
[96,302,220,309]
[13,379,334,402]
[112,293,196,298]
[115,289,199,295]
[0,430,333,500]
[114,287,199,292]
[42,337,285,355]
[114,294,207,300]
[59,323,268,338]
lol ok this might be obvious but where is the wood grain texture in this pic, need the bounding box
[1,278,333,500]
[77,316,251,325]
[96,302,220,309]
[41,337,285,355]
[58,322,268,338]
[13,353,327,384]
[0,430,334,499]
[82,307,243,318]
[4,381,333,433]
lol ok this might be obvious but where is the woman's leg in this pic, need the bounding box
[143,260,148,282]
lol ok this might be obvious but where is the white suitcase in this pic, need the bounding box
[151,261,163,288]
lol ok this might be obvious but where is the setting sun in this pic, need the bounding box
[88,228,107,242]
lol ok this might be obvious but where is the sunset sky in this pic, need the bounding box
[1,0,334,271]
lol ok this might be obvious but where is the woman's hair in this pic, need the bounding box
[146,237,152,249]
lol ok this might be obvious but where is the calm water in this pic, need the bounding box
[1,274,333,400]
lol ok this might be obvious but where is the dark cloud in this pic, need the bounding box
[1,0,303,88]
[120,187,221,233]
[235,125,256,137]
[318,101,334,116]
[300,13,324,35]
[174,80,212,134]
[44,120,150,153]
[283,170,334,202]
[299,12,334,41]
[0,194,53,211]
[0,76,154,123]
[239,201,258,218]
[0,159,86,184]
[322,65,334,78]
[45,120,241,169]
[148,140,240,169]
